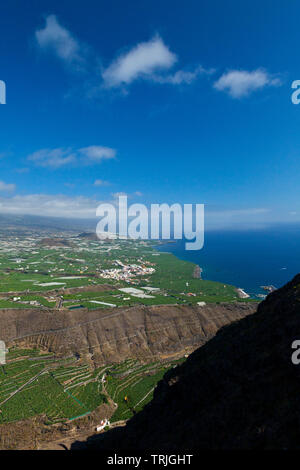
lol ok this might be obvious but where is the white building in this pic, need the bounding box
[96,418,110,432]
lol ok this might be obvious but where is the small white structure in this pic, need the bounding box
[96,418,110,432]
[197,301,206,307]
[0,341,8,365]
[35,282,66,287]
[119,287,144,295]
[141,287,160,292]
[89,300,116,307]
[54,276,85,280]
[236,288,250,299]
[132,293,154,299]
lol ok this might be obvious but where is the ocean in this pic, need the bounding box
[157,224,300,298]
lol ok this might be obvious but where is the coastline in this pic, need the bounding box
[154,230,300,299]
[155,240,256,298]
[236,287,250,299]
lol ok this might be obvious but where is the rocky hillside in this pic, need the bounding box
[0,302,255,365]
[86,274,300,450]
[39,238,73,247]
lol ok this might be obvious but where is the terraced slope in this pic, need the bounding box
[90,274,300,450]
[0,303,257,365]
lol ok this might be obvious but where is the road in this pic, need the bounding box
[0,368,47,407]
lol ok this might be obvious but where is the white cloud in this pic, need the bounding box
[94,179,111,186]
[213,69,281,98]
[152,65,215,85]
[28,148,76,168]
[0,194,99,218]
[205,207,273,230]
[102,35,177,87]
[15,168,30,174]
[112,192,128,199]
[35,14,84,66]
[102,36,213,90]
[35,16,212,93]
[0,191,141,219]
[0,193,140,219]
[0,181,16,192]
[208,207,270,217]
[79,146,116,162]
[0,195,297,229]
[28,146,116,169]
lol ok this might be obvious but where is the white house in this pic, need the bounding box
[96,418,110,432]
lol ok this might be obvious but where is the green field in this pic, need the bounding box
[0,348,184,426]
[0,350,106,424]
[105,358,185,422]
[0,237,246,308]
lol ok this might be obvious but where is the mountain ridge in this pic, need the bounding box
[80,274,300,450]
[1,302,256,366]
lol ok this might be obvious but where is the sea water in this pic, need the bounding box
[157,224,300,297]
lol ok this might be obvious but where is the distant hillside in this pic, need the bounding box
[77,232,99,240]
[39,238,73,247]
[0,213,96,235]
[85,274,300,450]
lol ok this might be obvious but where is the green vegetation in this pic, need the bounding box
[0,350,106,424]
[0,236,244,308]
[0,236,248,429]
[105,358,186,422]
[0,348,184,426]
[149,252,239,303]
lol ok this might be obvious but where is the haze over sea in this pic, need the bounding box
[157,224,300,297]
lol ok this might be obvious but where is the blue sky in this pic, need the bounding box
[0,0,299,229]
